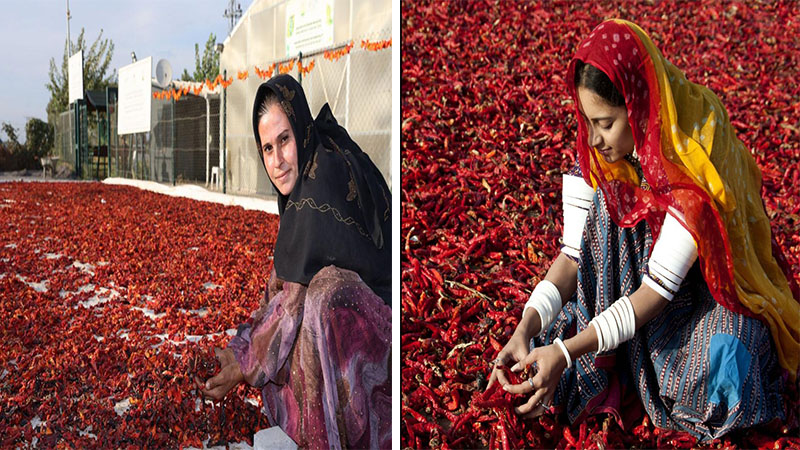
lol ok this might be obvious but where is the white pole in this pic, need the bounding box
[345,0,352,129]
[219,91,224,184]
[205,94,210,185]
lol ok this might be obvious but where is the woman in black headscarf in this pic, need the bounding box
[195,75,391,449]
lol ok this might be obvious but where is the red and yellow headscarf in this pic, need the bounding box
[567,19,800,380]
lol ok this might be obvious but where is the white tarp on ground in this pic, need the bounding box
[102,178,279,215]
[253,427,297,449]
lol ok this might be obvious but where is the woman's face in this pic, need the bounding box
[258,103,299,196]
[577,87,635,163]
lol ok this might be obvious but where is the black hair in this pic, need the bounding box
[574,60,625,107]
[256,89,280,122]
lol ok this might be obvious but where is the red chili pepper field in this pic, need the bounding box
[402,1,800,448]
[1,181,277,448]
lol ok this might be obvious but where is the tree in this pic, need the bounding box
[180,33,220,82]
[1,123,22,153]
[0,122,36,171]
[25,118,54,159]
[46,28,115,124]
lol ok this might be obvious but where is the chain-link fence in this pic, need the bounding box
[302,37,392,189]
[53,89,221,187]
[174,96,221,185]
[54,110,75,173]
[53,100,104,179]
[110,93,220,185]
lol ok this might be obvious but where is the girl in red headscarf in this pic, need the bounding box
[487,19,798,441]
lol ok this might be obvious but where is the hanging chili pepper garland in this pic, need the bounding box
[360,38,392,52]
[150,38,389,101]
[254,63,276,80]
[278,59,296,75]
[324,41,355,62]
[298,59,315,76]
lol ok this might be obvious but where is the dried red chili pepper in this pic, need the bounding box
[1,182,273,447]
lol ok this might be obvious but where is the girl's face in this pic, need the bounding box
[577,87,635,163]
[258,103,299,196]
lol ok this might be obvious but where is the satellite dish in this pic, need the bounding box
[155,59,173,88]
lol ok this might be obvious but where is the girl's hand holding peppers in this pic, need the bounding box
[505,343,567,418]
[486,308,566,419]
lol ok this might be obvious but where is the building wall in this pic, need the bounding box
[219,0,391,197]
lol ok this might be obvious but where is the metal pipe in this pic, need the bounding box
[205,94,210,186]
[105,88,111,178]
[73,102,79,176]
[66,0,72,56]
[346,0,352,129]
[115,93,119,177]
[222,69,227,194]
[95,108,100,179]
[298,52,303,84]
[172,95,176,186]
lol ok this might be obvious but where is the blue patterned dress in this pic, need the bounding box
[535,181,786,441]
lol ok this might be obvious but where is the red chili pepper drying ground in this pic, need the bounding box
[402,1,800,448]
[0,181,278,448]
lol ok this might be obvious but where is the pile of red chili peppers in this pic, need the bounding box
[0,182,278,447]
[402,0,800,448]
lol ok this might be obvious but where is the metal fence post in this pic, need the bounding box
[172,96,176,186]
[95,109,100,179]
[73,101,79,177]
[298,51,303,85]
[105,88,111,178]
[205,95,210,186]
[222,69,227,194]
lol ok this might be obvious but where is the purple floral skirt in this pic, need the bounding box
[229,265,391,449]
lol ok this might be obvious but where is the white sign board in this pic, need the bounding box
[68,51,84,104]
[285,0,335,56]
[118,57,152,135]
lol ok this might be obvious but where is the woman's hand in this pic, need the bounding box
[215,347,236,367]
[193,347,244,401]
[486,332,530,391]
[486,308,543,391]
[504,343,567,418]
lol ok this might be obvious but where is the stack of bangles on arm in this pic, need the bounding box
[561,174,595,259]
[590,296,636,352]
[526,278,636,355]
[588,212,697,352]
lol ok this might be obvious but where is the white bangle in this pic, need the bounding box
[646,211,698,301]
[562,175,594,256]
[554,337,572,369]
[523,280,562,337]
[589,296,636,352]
[591,322,604,353]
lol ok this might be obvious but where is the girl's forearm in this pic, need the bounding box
[520,252,579,338]
[562,283,668,362]
[544,252,579,303]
